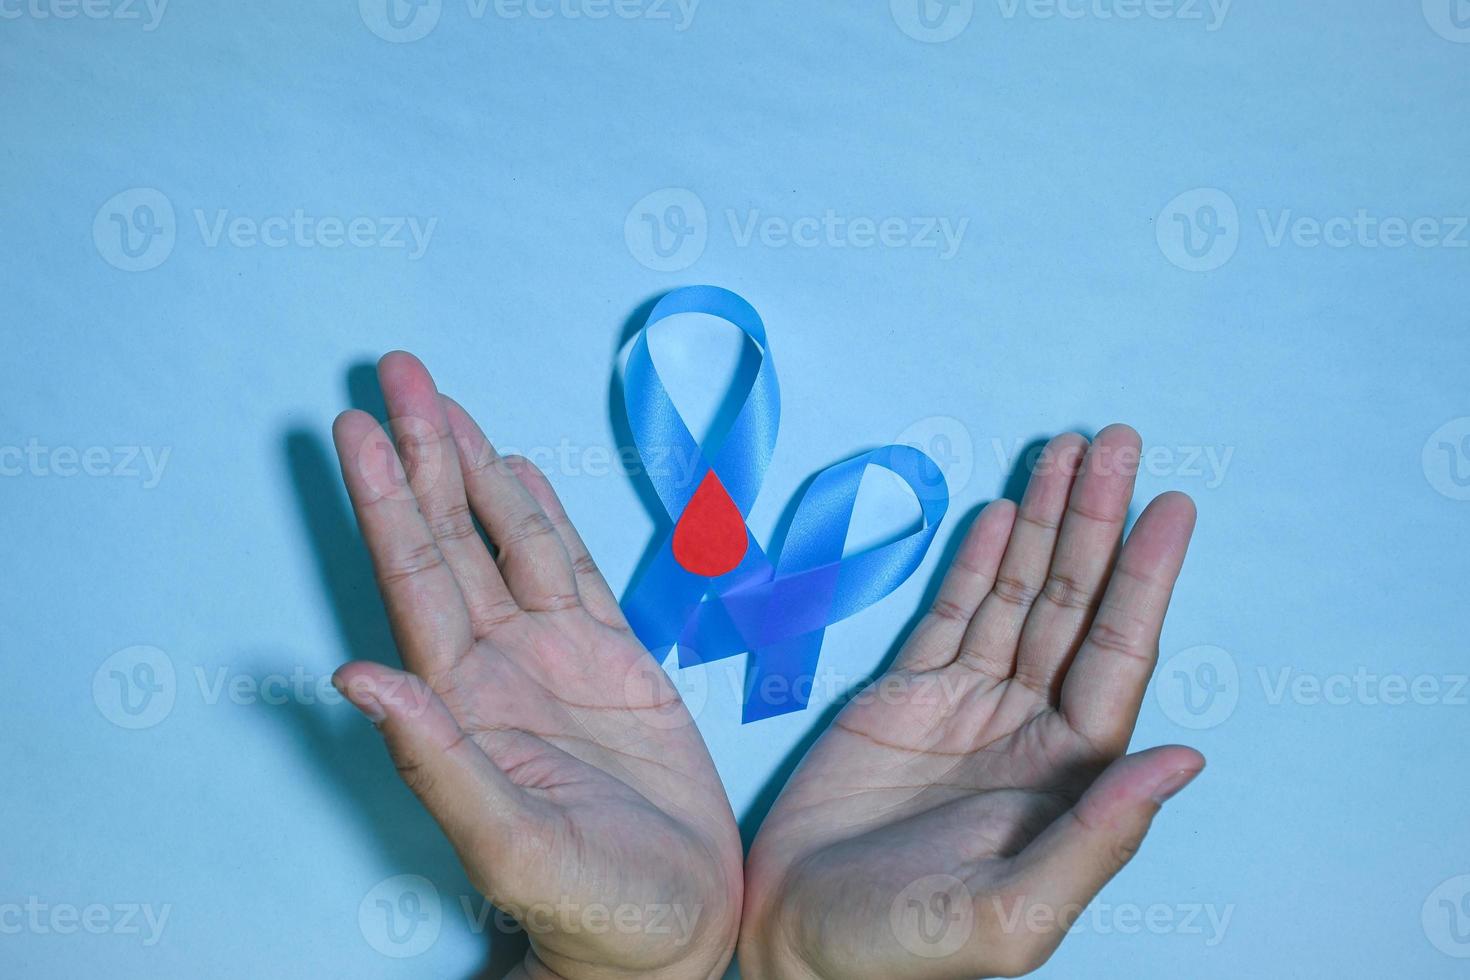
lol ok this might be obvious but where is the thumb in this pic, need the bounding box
[332,661,528,891]
[1000,745,1204,954]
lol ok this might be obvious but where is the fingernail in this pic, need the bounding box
[336,679,387,724]
[1150,767,1202,804]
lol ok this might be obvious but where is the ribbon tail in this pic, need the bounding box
[742,629,828,723]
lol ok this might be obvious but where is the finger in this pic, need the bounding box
[992,745,1204,973]
[378,353,517,633]
[503,454,630,632]
[332,661,528,895]
[953,434,1087,675]
[439,396,579,613]
[1060,492,1197,749]
[1013,424,1141,698]
[332,409,473,674]
[895,499,1017,673]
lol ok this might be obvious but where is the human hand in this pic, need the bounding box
[330,353,742,980]
[739,426,1202,979]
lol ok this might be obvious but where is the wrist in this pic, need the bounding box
[736,934,825,980]
[503,830,742,980]
[736,891,826,980]
[514,952,737,980]
[513,910,738,980]
[506,954,564,980]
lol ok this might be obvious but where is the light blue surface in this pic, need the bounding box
[3,2,1468,977]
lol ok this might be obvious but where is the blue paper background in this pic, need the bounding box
[3,1,1469,976]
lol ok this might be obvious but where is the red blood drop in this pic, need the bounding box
[672,471,748,577]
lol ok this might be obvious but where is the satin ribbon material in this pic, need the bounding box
[620,286,948,722]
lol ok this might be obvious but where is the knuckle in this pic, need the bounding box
[426,501,478,542]
[992,573,1042,608]
[503,510,556,547]
[930,596,971,623]
[464,443,505,478]
[471,599,522,634]
[1042,571,1097,610]
[951,553,991,577]
[1087,621,1154,664]
[1018,511,1061,532]
[394,431,426,469]
[956,643,1011,680]
[393,758,435,797]
[380,541,447,586]
[538,593,581,613]
[1066,499,1121,525]
[1105,831,1145,871]
[394,431,439,485]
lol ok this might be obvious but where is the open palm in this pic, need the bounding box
[740,427,1202,979]
[331,353,741,980]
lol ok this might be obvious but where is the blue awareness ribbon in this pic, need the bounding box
[620,286,948,722]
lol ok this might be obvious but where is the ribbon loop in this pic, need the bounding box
[624,285,778,517]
